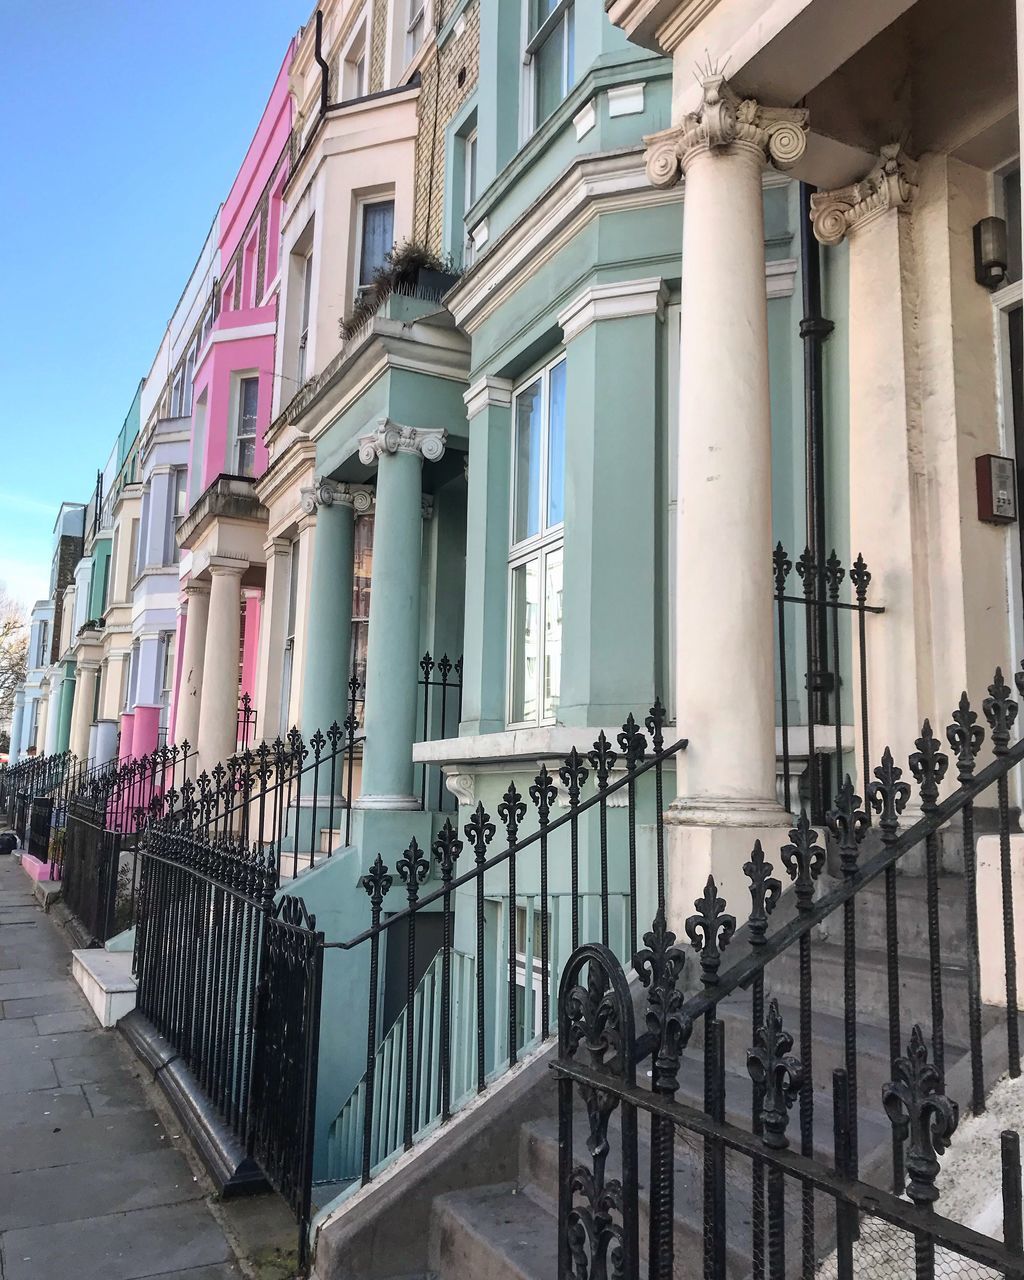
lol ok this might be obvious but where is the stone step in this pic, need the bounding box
[429,1183,557,1280]
[845,873,969,960]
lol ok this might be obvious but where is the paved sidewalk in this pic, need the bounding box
[0,853,244,1280]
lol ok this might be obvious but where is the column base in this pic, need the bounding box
[664,803,792,939]
[353,794,422,812]
[667,795,791,828]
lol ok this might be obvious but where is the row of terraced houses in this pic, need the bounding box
[6,0,1024,1275]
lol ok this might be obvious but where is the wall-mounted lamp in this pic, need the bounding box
[974,216,1009,290]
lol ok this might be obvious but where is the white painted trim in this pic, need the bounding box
[464,375,514,419]
[557,277,668,342]
[993,279,1024,311]
[606,82,644,117]
[573,101,597,140]
[206,321,276,345]
[765,257,799,299]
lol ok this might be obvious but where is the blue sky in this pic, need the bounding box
[0,0,311,610]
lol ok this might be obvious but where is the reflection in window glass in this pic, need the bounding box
[543,548,562,720]
[510,560,540,724]
[547,360,566,527]
[514,379,543,542]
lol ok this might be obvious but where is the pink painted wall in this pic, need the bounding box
[219,44,295,265]
[118,712,135,763]
[191,314,276,490]
[132,705,161,760]
[241,592,262,700]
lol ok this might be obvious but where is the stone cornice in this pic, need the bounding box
[299,478,375,515]
[604,0,714,52]
[357,421,447,465]
[464,376,513,421]
[644,74,808,189]
[809,144,917,246]
[558,277,668,343]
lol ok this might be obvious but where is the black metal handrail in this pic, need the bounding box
[416,651,463,810]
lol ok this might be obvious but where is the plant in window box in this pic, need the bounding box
[340,241,462,339]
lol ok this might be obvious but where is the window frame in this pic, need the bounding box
[232,374,260,477]
[505,352,567,729]
[523,0,575,134]
[297,249,314,384]
[341,12,369,100]
[463,128,479,266]
[355,195,396,298]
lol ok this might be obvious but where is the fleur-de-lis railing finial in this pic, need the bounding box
[866,747,912,839]
[780,812,825,910]
[827,775,868,878]
[882,1025,959,1206]
[558,747,588,806]
[463,802,495,866]
[497,782,527,843]
[772,541,792,596]
[645,698,666,754]
[946,691,984,782]
[794,546,817,598]
[685,876,736,986]
[360,853,393,913]
[849,552,871,605]
[587,731,617,789]
[824,548,845,602]
[395,837,430,903]
[747,998,802,1150]
[908,719,949,812]
[529,765,557,825]
[983,666,1017,756]
[616,713,647,770]
[432,818,462,884]
[743,840,782,945]
[633,909,691,1093]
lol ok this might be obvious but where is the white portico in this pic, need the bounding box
[608,0,1024,926]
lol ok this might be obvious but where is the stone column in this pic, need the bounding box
[644,75,808,917]
[299,479,367,736]
[71,662,99,763]
[256,538,293,740]
[197,561,245,774]
[93,719,119,768]
[174,582,210,756]
[56,667,76,754]
[356,421,446,810]
[811,147,923,778]
[9,692,24,765]
[44,677,61,756]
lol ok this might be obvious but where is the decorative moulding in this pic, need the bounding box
[765,258,799,300]
[464,376,513,420]
[573,101,597,141]
[299,478,375,515]
[444,770,476,807]
[607,83,644,118]
[810,144,917,247]
[557,277,669,343]
[357,419,447,464]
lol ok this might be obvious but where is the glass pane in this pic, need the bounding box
[514,379,543,542]
[547,359,566,527]
[534,19,565,127]
[565,3,575,91]
[510,560,541,724]
[532,0,557,35]
[239,377,259,434]
[360,201,395,286]
[543,548,562,721]
[237,437,256,476]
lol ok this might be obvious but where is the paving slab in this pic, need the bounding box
[0,857,246,1280]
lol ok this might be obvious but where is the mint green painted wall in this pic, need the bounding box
[461,397,512,735]
[56,665,75,753]
[560,310,659,724]
[89,539,111,620]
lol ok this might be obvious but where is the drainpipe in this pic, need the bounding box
[799,182,835,805]
[314,9,329,117]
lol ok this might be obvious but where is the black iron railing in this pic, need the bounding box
[327,701,684,1195]
[27,797,53,862]
[416,651,463,810]
[133,828,322,1263]
[237,692,258,753]
[62,799,121,945]
[773,544,883,822]
[555,663,1024,1280]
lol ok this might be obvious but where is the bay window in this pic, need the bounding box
[527,0,575,129]
[508,356,566,726]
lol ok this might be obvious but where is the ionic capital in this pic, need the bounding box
[810,144,917,247]
[644,74,808,189]
[357,419,447,466]
[299,477,375,516]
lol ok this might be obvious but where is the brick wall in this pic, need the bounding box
[412,0,480,255]
[50,535,83,664]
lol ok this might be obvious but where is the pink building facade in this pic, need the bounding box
[170,45,294,772]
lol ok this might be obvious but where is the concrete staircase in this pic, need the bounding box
[312,868,1007,1279]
